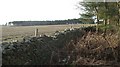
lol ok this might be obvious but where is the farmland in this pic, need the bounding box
[1,24,96,43]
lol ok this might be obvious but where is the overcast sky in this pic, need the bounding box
[0,0,83,25]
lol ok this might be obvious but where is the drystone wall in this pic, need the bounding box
[2,27,89,65]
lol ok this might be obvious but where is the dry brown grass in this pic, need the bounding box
[1,24,95,42]
[2,24,95,37]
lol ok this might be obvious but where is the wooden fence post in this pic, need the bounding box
[35,28,38,37]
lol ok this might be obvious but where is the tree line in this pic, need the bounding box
[8,19,82,26]
[77,1,120,48]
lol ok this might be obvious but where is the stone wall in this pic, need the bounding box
[2,27,89,65]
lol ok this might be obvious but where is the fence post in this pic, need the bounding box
[35,28,38,37]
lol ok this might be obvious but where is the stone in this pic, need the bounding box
[12,40,18,42]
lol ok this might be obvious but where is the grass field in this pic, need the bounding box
[1,24,96,43]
